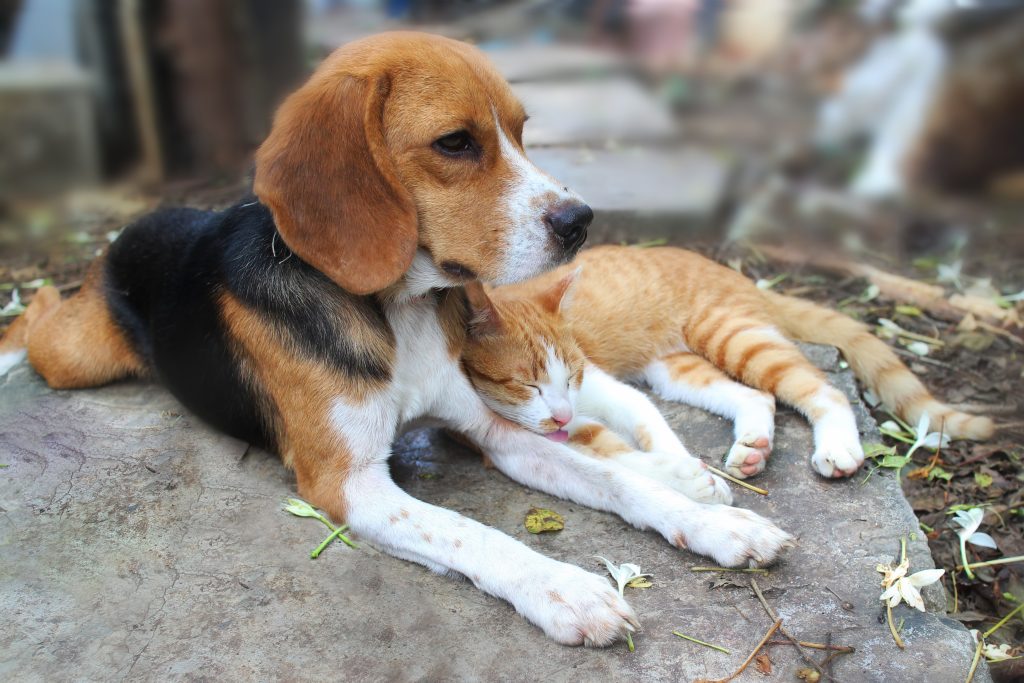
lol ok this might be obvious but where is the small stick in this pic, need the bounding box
[825,631,834,681]
[958,555,1024,571]
[695,619,782,683]
[825,586,854,611]
[708,466,769,495]
[765,640,854,653]
[750,578,830,681]
[983,602,1024,639]
[965,636,983,683]
[691,566,771,575]
[886,603,906,649]
[310,524,355,558]
[673,630,731,654]
[951,572,960,615]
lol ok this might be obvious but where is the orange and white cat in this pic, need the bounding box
[462,276,733,504]
[463,245,994,481]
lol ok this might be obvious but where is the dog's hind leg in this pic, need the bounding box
[15,261,144,389]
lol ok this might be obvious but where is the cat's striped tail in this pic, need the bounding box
[764,290,995,440]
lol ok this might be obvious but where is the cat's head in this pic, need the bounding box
[462,272,584,442]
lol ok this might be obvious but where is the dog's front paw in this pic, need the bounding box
[663,505,795,568]
[513,562,639,647]
[615,452,733,505]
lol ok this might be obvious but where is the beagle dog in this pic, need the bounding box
[2,32,792,646]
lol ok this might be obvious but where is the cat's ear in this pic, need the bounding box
[536,267,582,316]
[464,280,504,337]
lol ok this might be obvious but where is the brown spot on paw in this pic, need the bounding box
[547,590,566,604]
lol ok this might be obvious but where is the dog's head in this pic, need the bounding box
[254,32,591,295]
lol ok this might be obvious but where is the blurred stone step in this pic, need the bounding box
[0,63,99,200]
[483,43,627,83]
[515,79,678,147]
[527,146,728,240]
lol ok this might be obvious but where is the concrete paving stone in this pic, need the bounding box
[483,44,627,83]
[0,343,988,682]
[527,146,728,238]
[515,79,678,148]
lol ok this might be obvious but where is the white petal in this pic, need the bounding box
[915,413,931,439]
[921,432,951,449]
[898,579,925,611]
[880,584,901,606]
[879,420,903,433]
[621,563,643,577]
[952,508,982,537]
[907,341,930,356]
[908,568,945,587]
[967,532,998,550]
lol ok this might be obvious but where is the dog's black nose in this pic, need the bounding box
[545,201,592,251]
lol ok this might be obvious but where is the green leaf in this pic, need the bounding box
[864,443,898,459]
[975,472,994,488]
[525,507,565,534]
[895,305,923,317]
[928,466,953,482]
[879,454,911,469]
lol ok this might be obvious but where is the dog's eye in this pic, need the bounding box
[433,131,477,157]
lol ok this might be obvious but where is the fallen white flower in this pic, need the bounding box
[595,556,651,597]
[983,643,1013,661]
[906,341,930,356]
[907,414,950,458]
[877,557,944,612]
[937,260,963,290]
[951,507,998,550]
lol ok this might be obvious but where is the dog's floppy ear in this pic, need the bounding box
[254,74,417,294]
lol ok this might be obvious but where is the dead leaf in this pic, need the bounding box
[524,507,564,534]
[626,577,653,589]
[755,653,772,675]
[709,577,747,590]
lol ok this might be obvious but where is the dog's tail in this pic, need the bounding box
[764,289,994,440]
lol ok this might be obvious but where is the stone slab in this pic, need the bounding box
[527,146,728,239]
[483,44,626,83]
[515,79,678,148]
[0,345,988,682]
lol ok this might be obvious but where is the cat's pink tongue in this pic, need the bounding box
[545,429,569,442]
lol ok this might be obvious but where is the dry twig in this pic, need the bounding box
[693,619,782,683]
[750,578,834,681]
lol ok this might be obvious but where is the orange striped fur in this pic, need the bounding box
[469,245,993,479]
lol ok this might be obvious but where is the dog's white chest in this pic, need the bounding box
[387,296,464,424]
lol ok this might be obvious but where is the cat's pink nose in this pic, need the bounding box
[552,410,572,426]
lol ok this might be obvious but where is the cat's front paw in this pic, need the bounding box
[723,434,772,479]
[811,437,864,478]
[616,452,732,505]
[665,505,795,568]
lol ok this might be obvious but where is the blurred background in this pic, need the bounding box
[1,0,1023,664]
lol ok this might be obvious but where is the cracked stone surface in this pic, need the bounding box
[0,345,988,682]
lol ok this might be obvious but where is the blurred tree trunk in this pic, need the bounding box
[912,10,1024,194]
[151,0,305,177]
